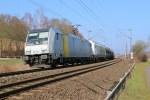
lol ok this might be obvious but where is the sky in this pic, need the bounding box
[0,0,150,54]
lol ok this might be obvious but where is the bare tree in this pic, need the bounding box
[50,18,83,38]
[22,13,33,29]
[133,40,148,62]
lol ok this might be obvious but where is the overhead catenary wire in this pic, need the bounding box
[79,0,104,27]
[75,0,97,20]
[74,0,106,42]
[58,0,85,19]
[28,0,64,18]
[58,0,100,31]
[28,0,91,28]
[93,0,103,13]
[28,0,105,39]
[79,0,101,19]
[75,0,104,29]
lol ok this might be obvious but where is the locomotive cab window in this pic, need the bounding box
[26,31,48,45]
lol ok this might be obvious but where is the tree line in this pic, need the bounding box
[0,38,24,57]
[0,9,82,42]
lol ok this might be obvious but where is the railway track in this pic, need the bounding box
[0,59,120,99]
[0,60,114,78]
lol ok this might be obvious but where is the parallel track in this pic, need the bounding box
[0,67,51,77]
[0,59,120,99]
[0,60,114,77]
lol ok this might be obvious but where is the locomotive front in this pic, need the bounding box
[24,29,50,66]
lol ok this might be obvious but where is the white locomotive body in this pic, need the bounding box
[24,28,63,66]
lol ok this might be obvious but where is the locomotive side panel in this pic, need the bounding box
[67,34,76,57]
[81,40,92,57]
[53,31,64,59]
[68,34,81,57]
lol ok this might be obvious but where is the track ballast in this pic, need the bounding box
[0,59,120,99]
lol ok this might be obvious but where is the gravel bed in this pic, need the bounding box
[7,60,131,100]
[0,60,114,86]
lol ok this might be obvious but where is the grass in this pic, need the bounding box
[0,58,23,65]
[119,62,150,100]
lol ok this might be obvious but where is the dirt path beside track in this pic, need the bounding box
[0,64,30,73]
[0,59,30,73]
[145,67,150,88]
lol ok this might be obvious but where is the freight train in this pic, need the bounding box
[24,27,114,67]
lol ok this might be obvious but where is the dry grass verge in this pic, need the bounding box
[0,58,30,73]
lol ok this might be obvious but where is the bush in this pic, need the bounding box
[138,53,148,62]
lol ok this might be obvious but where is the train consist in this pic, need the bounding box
[24,27,114,67]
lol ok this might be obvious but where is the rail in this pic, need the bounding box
[0,59,119,77]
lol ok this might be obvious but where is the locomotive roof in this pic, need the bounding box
[29,27,62,33]
[89,40,113,51]
[89,40,105,47]
[29,28,50,33]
